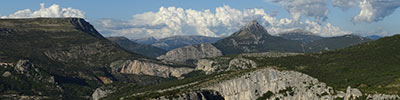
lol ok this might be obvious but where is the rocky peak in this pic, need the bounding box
[69,18,105,39]
[230,20,270,39]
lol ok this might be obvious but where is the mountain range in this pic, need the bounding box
[107,37,166,58]
[150,20,372,66]
[0,18,398,100]
[134,35,222,51]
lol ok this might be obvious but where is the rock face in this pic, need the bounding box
[228,58,257,70]
[150,90,224,100]
[204,68,362,100]
[111,60,194,78]
[196,52,299,74]
[157,43,223,63]
[143,68,370,100]
[0,60,61,100]
[367,94,400,100]
[92,87,114,100]
[196,58,256,74]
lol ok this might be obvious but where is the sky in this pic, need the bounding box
[1,0,400,39]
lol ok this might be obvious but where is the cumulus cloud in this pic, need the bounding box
[332,0,357,10]
[267,0,329,22]
[353,0,400,23]
[1,3,85,18]
[95,5,349,39]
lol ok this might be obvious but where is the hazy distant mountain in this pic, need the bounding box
[365,35,382,40]
[213,20,304,55]
[304,34,372,52]
[134,35,223,51]
[107,36,167,58]
[277,29,324,42]
[133,37,157,44]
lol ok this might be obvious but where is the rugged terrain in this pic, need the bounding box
[0,18,187,99]
[1,18,398,100]
[157,43,222,64]
[101,34,400,100]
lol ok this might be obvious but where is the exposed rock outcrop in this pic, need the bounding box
[111,60,193,78]
[143,68,368,100]
[150,90,224,100]
[196,58,256,74]
[157,43,222,63]
[92,87,114,100]
[204,68,362,100]
[228,58,257,70]
[366,94,400,100]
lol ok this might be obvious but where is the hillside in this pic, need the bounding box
[304,34,372,52]
[254,34,400,95]
[101,34,400,100]
[107,36,166,58]
[0,18,146,99]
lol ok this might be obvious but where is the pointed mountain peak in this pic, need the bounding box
[242,20,265,32]
[231,20,270,37]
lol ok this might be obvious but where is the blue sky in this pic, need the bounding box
[1,0,399,38]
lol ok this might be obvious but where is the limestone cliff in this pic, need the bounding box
[204,68,362,100]
[111,60,193,78]
[196,58,256,74]
[150,90,224,100]
[157,43,222,63]
[92,87,114,100]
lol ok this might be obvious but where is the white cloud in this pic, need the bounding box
[94,5,349,39]
[332,0,357,10]
[267,0,329,22]
[353,0,400,23]
[1,3,85,18]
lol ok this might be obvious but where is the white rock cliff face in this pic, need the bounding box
[157,43,223,63]
[196,58,256,74]
[116,60,193,78]
[132,67,398,100]
[203,68,362,100]
[92,87,114,100]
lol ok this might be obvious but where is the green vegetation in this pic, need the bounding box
[0,18,143,99]
[256,91,274,100]
[247,35,400,95]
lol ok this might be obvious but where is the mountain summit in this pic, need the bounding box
[213,20,303,54]
[230,20,271,38]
